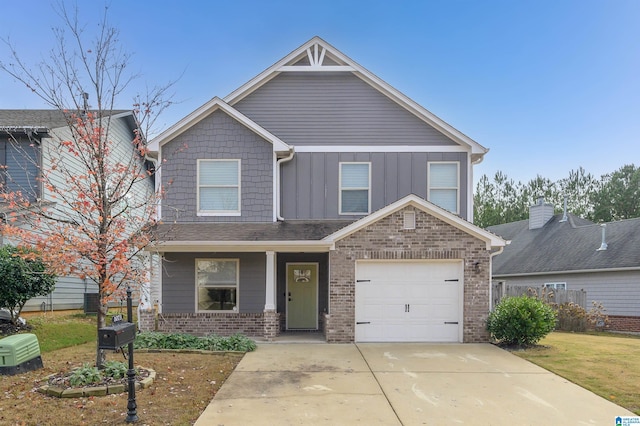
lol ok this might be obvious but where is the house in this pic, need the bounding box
[0,109,152,312]
[488,198,640,332]
[142,37,506,343]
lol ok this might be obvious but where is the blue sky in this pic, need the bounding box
[1,0,638,184]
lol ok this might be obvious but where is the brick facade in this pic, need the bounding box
[138,310,280,340]
[608,315,640,333]
[325,206,491,343]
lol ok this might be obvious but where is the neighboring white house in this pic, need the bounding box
[0,109,155,312]
[488,198,640,332]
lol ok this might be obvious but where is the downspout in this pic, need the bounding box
[489,244,507,311]
[276,147,295,221]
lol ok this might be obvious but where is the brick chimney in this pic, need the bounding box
[529,197,554,229]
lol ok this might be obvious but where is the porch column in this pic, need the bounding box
[265,251,276,310]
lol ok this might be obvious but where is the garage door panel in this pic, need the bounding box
[355,261,462,343]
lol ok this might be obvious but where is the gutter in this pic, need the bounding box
[276,147,295,221]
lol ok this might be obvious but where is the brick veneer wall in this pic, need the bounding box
[137,311,280,340]
[608,315,640,332]
[325,206,491,343]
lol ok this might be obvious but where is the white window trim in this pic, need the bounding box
[195,258,240,313]
[197,159,241,216]
[427,161,460,214]
[339,161,371,215]
[543,282,567,290]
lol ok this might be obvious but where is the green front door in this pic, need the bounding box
[286,263,318,329]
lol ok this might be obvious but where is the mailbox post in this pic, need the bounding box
[97,288,138,423]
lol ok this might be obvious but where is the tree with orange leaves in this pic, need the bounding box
[0,4,173,366]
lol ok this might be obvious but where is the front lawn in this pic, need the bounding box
[514,331,640,414]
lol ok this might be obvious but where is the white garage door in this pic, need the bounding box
[355,261,463,342]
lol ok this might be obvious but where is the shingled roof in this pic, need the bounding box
[154,220,356,243]
[0,109,130,131]
[488,214,640,275]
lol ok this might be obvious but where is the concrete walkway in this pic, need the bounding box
[195,343,635,425]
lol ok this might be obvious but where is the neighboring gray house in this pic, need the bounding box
[0,109,150,312]
[143,37,506,343]
[488,198,640,332]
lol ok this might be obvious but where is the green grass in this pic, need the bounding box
[515,331,640,415]
[26,314,98,353]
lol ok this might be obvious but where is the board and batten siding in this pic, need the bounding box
[161,110,274,223]
[234,72,457,147]
[161,252,266,314]
[497,270,640,316]
[281,152,468,219]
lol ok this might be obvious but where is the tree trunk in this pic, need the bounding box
[95,300,108,368]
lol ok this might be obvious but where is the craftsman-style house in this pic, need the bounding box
[142,37,506,343]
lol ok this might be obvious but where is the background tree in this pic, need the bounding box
[557,167,598,219]
[0,245,56,325]
[0,4,172,366]
[591,164,640,222]
[474,165,638,227]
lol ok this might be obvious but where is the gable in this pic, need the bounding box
[234,72,458,147]
[224,37,488,161]
[160,109,276,223]
[326,194,505,250]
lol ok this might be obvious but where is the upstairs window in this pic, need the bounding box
[428,162,459,214]
[198,159,240,215]
[340,162,370,215]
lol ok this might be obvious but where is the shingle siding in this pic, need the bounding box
[161,110,274,223]
[234,72,457,147]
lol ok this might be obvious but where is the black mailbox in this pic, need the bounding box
[98,322,136,350]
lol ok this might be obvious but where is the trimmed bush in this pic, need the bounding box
[135,332,256,352]
[487,295,557,347]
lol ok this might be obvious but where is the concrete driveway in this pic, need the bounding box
[195,343,634,425]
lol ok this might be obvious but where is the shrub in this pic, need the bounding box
[587,301,609,331]
[102,360,129,379]
[135,332,256,352]
[69,364,102,387]
[487,295,557,347]
[555,302,587,332]
[0,245,56,324]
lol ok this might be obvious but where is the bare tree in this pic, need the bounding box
[0,3,173,366]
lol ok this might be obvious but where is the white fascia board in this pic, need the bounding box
[148,97,290,153]
[293,145,470,153]
[325,194,506,250]
[147,240,334,253]
[224,37,326,104]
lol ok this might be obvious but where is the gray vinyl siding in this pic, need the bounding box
[23,276,96,312]
[281,152,468,219]
[234,72,457,147]
[497,270,640,316]
[161,110,274,223]
[161,252,266,314]
[0,136,40,200]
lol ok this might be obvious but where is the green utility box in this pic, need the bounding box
[0,333,43,375]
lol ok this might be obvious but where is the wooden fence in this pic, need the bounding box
[492,284,587,309]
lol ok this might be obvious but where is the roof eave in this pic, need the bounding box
[146,240,334,253]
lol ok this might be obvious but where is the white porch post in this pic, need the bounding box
[265,251,276,310]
